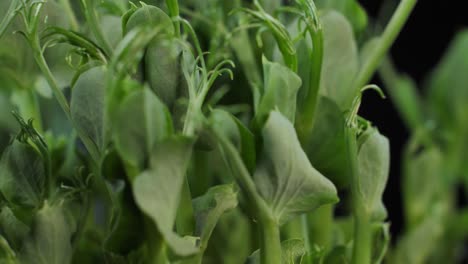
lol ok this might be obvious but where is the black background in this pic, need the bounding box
[358,0,468,238]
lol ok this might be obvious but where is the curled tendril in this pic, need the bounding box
[11,111,49,160]
[41,27,108,63]
[232,1,297,72]
[346,84,387,128]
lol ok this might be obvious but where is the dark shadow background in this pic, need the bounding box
[358,0,468,238]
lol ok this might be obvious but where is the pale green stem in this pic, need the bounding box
[260,217,282,264]
[346,127,372,264]
[165,0,181,37]
[59,0,79,31]
[351,211,372,264]
[352,0,417,93]
[80,0,112,55]
[215,132,280,264]
[31,39,100,162]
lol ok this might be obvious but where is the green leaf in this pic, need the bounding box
[319,11,359,111]
[0,235,17,263]
[114,87,173,175]
[254,111,338,224]
[0,141,45,208]
[403,148,443,228]
[145,38,183,108]
[315,0,368,36]
[356,128,390,216]
[256,57,302,125]
[391,203,447,264]
[0,206,29,251]
[394,78,423,130]
[19,202,74,264]
[124,4,174,35]
[192,184,238,256]
[132,137,198,257]
[427,29,468,129]
[372,223,390,264]
[123,4,182,107]
[246,239,306,264]
[71,66,107,160]
[305,96,351,188]
[101,15,123,49]
[209,109,256,173]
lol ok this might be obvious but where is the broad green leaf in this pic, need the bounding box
[206,209,252,264]
[101,15,123,49]
[325,246,349,264]
[0,235,17,263]
[209,109,256,172]
[0,0,20,38]
[254,111,338,224]
[372,223,390,264]
[0,141,44,208]
[124,5,181,107]
[19,202,74,264]
[71,66,106,159]
[403,148,443,228]
[246,239,306,264]
[427,29,468,129]
[305,96,351,188]
[315,0,368,35]
[133,137,198,256]
[192,184,238,256]
[319,11,359,111]
[124,5,174,35]
[391,203,447,264]
[0,206,29,251]
[114,87,173,174]
[145,38,184,108]
[382,72,423,131]
[256,57,302,124]
[356,128,390,216]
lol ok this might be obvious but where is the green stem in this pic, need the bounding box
[346,127,372,264]
[71,194,91,251]
[31,39,100,162]
[307,205,333,248]
[214,132,280,264]
[145,218,168,264]
[352,0,417,92]
[301,214,313,264]
[297,27,324,141]
[0,0,20,38]
[175,177,195,236]
[165,0,181,37]
[80,0,112,56]
[59,0,79,31]
[351,212,372,264]
[260,217,282,264]
[32,49,71,119]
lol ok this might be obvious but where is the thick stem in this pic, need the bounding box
[145,218,168,264]
[352,0,417,93]
[307,205,333,248]
[297,28,324,142]
[352,211,372,264]
[165,0,181,37]
[32,49,71,119]
[32,45,100,162]
[259,217,282,264]
[214,132,280,264]
[59,0,79,31]
[175,177,195,236]
[80,0,112,56]
[0,0,19,38]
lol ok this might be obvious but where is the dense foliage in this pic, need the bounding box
[1,0,467,263]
